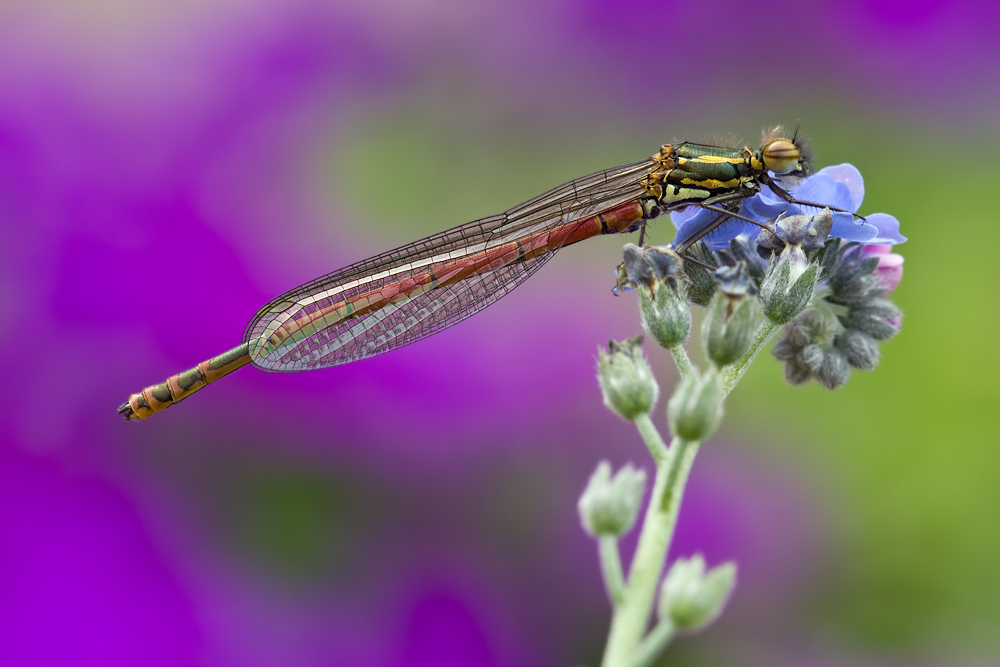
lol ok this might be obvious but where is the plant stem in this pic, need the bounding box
[627,620,675,667]
[633,413,668,464]
[669,343,694,381]
[599,536,626,606]
[721,318,781,395]
[601,435,700,667]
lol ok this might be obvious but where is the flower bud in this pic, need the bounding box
[863,245,904,295]
[639,281,692,349]
[846,299,902,340]
[679,243,719,307]
[718,236,768,283]
[798,343,825,372]
[615,244,682,293]
[616,244,692,348]
[703,296,758,367]
[760,258,820,325]
[667,369,723,442]
[844,245,904,296]
[701,263,760,367]
[758,209,832,325]
[597,336,659,420]
[837,328,879,370]
[578,461,647,538]
[658,554,736,630]
[757,208,833,254]
[815,347,850,389]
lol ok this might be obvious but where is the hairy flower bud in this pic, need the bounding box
[860,245,904,295]
[720,236,767,279]
[837,328,880,370]
[758,209,832,325]
[578,461,647,538]
[639,281,692,349]
[616,244,692,348]
[760,257,820,325]
[680,243,720,307]
[815,347,850,389]
[597,336,659,420]
[658,554,736,630]
[667,369,723,442]
[702,263,760,367]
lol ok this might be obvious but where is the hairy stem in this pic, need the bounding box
[669,343,694,381]
[601,436,700,667]
[633,413,668,464]
[599,536,626,607]
[722,318,781,395]
[627,620,675,667]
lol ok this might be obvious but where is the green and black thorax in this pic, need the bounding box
[639,129,811,212]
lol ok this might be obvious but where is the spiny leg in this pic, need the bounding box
[766,182,867,222]
[673,203,763,255]
[677,252,717,271]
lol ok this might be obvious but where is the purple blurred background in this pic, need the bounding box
[2,1,998,666]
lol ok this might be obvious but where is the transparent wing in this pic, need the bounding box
[243,158,654,372]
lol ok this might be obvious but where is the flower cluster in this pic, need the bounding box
[658,163,906,389]
[772,243,903,388]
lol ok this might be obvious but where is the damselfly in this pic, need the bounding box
[119,127,834,420]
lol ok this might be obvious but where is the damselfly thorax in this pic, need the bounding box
[119,127,834,420]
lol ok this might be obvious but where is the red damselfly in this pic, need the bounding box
[119,127,826,420]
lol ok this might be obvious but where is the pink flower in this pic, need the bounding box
[859,245,903,328]
[859,244,904,296]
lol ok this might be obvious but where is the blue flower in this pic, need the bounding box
[747,164,906,244]
[670,202,759,251]
[669,163,907,249]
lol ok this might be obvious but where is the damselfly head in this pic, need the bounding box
[760,126,813,178]
[761,139,800,175]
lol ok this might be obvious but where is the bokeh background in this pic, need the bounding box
[1,1,998,665]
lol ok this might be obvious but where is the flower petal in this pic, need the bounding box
[813,164,864,211]
[700,218,758,245]
[863,213,907,244]
[671,207,716,246]
[857,245,904,295]
[829,211,879,242]
[747,192,790,221]
[794,175,856,214]
[671,205,760,250]
[670,206,703,230]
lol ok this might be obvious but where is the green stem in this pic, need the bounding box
[721,318,781,395]
[599,536,626,606]
[669,343,694,381]
[633,413,668,464]
[627,620,675,667]
[601,436,700,667]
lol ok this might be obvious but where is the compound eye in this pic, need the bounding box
[762,139,800,174]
